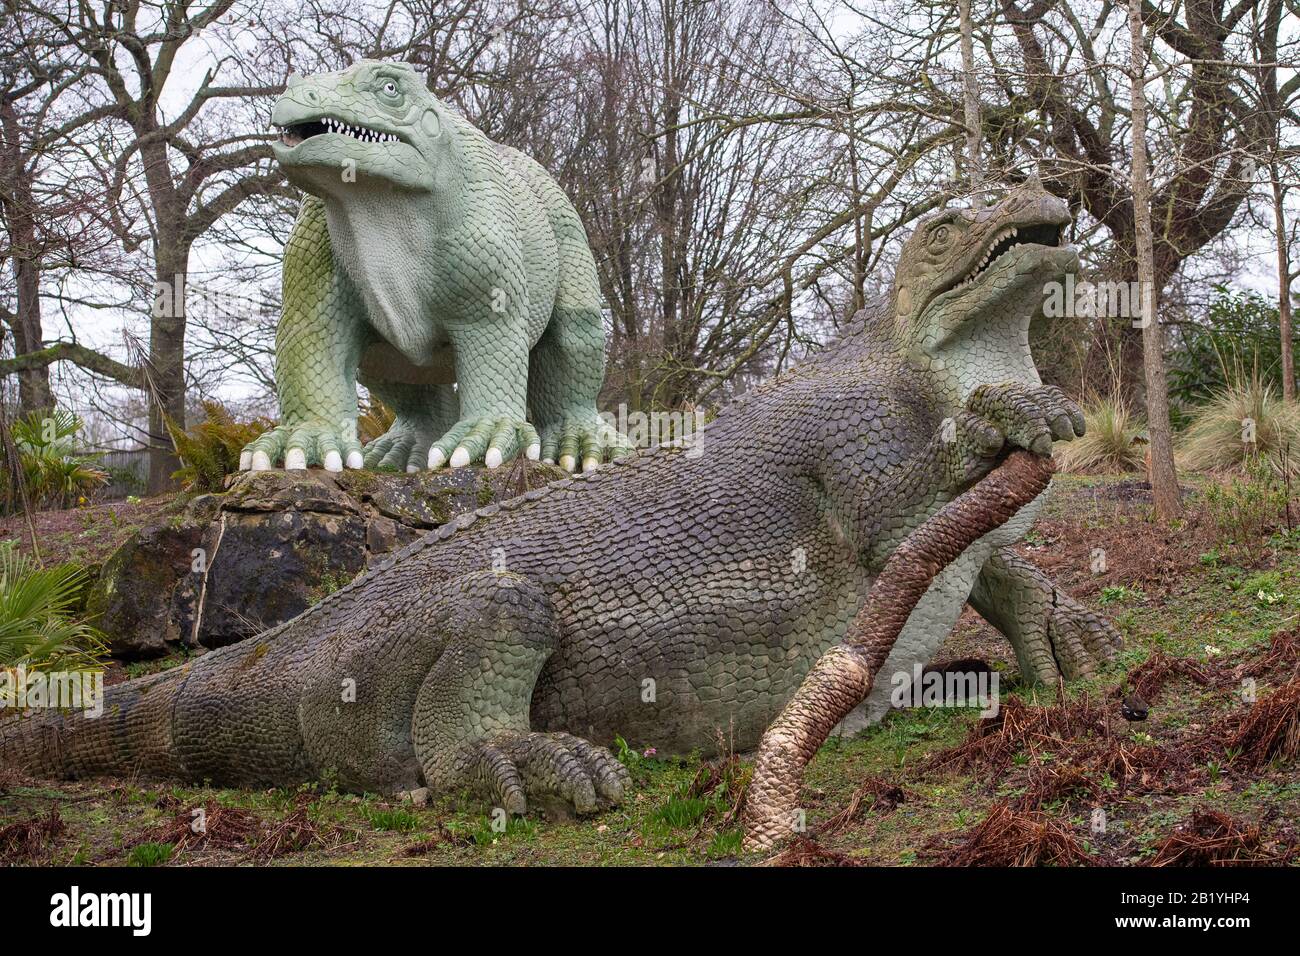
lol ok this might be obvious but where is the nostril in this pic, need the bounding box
[305,90,318,103]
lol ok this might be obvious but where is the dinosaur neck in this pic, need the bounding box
[324,188,461,362]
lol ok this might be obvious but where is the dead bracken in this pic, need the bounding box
[123,795,354,863]
[1150,807,1297,866]
[763,835,864,867]
[818,776,909,836]
[926,802,1096,867]
[928,694,1110,774]
[1226,677,1300,771]
[0,807,65,863]
[1122,649,1219,702]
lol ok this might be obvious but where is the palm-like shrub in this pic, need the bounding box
[358,395,395,444]
[169,400,274,492]
[1176,374,1300,475]
[4,409,108,512]
[1054,394,1147,474]
[0,542,106,672]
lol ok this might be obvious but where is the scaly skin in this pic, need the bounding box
[5,184,1120,817]
[240,60,624,475]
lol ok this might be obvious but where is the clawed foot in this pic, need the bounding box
[362,417,444,473]
[426,415,540,470]
[466,731,630,816]
[241,421,364,473]
[946,383,1085,487]
[1044,597,1122,681]
[1009,593,1122,684]
[540,412,632,473]
[967,382,1085,457]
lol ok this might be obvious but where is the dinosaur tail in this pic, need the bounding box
[0,666,188,781]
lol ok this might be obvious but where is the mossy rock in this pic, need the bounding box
[86,462,572,659]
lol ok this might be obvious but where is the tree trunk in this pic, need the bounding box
[1128,0,1182,519]
[743,450,1055,850]
[146,246,188,493]
[959,0,983,197]
[0,96,52,416]
[1272,162,1294,401]
[8,257,51,415]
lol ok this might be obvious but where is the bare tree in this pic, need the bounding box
[998,0,1277,401]
[1127,0,1181,518]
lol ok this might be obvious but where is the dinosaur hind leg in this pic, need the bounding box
[969,547,1122,682]
[527,224,629,472]
[361,379,459,472]
[412,570,629,816]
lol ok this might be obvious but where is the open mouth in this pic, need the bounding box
[946,221,1065,295]
[277,116,404,147]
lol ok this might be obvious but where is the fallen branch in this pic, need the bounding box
[743,450,1055,850]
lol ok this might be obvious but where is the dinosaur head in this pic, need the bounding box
[890,182,1078,405]
[271,60,450,195]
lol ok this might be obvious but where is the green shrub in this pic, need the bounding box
[126,842,173,867]
[1169,287,1293,411]
[168,401,274,492]
[1201,456,1289,559]
[1054,394,1147,474]
[0,542,107,672]
[2,408,107,512]
[365,808,422,832]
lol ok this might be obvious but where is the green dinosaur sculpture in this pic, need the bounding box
[4,183,1119,818]
[239,60,622,475]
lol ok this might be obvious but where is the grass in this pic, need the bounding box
[3,474,1300,866]
[1177,375,1300,475]
[1054,394,1146,474]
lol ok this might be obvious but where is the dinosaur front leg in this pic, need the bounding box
[412,572,629,815]
[426,322,541,470]
[241,196,367,473]
[969,547,1122,682]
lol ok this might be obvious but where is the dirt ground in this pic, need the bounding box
[2,474,1298,867]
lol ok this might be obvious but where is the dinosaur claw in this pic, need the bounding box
[485,448,503,469]
[346,450,364,470]
[429,447,447,469]
[323,450,343,472]
[239,450,252,471]
[449,447,471,468]
[285,448,307,471]
[251,450,272,471]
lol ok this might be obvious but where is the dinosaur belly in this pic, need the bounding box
[358,341,457,386]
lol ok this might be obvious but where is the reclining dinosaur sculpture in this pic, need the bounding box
[239,60,621,475]
[2,183,1120,821]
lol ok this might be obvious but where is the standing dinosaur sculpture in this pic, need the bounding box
[3,183,1120,821]
[239,60,622,475]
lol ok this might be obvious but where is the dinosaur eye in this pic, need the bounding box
[383,81,398,95]
[928,224,952,252]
